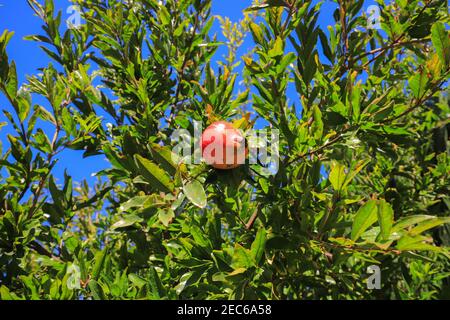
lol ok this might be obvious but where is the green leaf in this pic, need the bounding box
[175,269,205,296]
[174,21,188,38]
[158,209,175,227]
[31,128,52,154]
[128,274,147,289]
[249,22,264,45]
[351,200,378,241]
[227,268,247,277]
[5,60,18,99]
[149,143,184,176]
[0,30,14,52]
[7,134,23,162]
[244,4,270,12]
[111,214,143,230]
[1,286,17,300]
[119,195,162,212]
[16,90,31,122]
[91,249,108,281]
[259,178,269,194]
[277,52,296,74]
[342,160,370,189]
[102,144,126,171]
[183,179,207,209]
[319,29,333,61]
[311,105,323,140]
[408,71,428,99]
[19,275,39,299]
[148,267,165,299]
[431,22,450,66]
[397,235,441,252]
[190,225,211,249]
[159,5,171,26]
[64,236,79,254]
[231,244,254,269]
[134,155,174,193]
[60,107,74,136]
[409,217,450,236]
[77,251,88,282]
[175,272,193,295]
[329,161,346,191]
[392,215,436,232]
[377,199,394,241]
[250,228,266,265]
[88,280,105,300]
[244,0,288,11]
[268,37,284,58]
[351,82,362,122]
[36,105,56,124]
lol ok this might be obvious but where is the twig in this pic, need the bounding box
[338,0,349,71]
[28,124,60,219]
[353,38,427,63]
[285,128,349,167]
[354,0,432,69]
[30,240,62,262]
[245,206,260,230]
[380,74,449,124]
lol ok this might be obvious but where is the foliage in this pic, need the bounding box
[0,0,449,300]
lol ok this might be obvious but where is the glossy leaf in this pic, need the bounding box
[351,200,378,241]
[377,199,394,241]
[183,179,207,209]
[134,155,175,193]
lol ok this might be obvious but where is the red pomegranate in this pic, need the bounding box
[201,121,247,170]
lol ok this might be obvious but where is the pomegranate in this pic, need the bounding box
[201,121,247,170]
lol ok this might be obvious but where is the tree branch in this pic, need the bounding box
[29,240,62,262]
[28,124,60,219]
[245,206,260,230]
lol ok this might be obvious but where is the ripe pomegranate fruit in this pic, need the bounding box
[201,121,247,170]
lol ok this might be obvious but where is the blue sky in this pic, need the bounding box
[0,0,377,185]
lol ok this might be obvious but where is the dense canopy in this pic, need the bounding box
[0,0,449,300]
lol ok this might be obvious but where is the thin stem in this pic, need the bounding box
[353,38,427,63]
[30,240,62,261]
[245,205,260,230]
[380,73,449,124]
[351,0,432,70]
[28,124,60,219]
[286,128,350,167]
